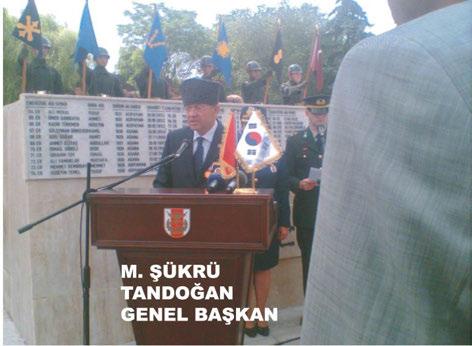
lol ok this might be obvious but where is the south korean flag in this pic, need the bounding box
[236,108,282,173]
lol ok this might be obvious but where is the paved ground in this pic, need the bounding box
[3,306,303,345]
[243,305,302,345]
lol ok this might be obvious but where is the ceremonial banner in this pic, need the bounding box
[12,0,42,50]
[212,19,232,87]
[270,23,284,83]
[74,0,99,63]
[144,10,168,81]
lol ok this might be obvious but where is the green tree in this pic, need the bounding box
[117,2,213,86]
[319,0,372,95]
[116,0,372,103]
[3,10,79,104]
[3,9,22,105]
[222,3,327,102]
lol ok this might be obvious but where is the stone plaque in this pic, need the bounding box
[22,94,307,180]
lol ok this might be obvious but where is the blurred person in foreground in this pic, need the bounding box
[301,0,471,344]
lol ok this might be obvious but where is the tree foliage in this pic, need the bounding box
[117,2,213,85]
[3,9,79,105]
[3,1,373,105]
[116,0,372,103]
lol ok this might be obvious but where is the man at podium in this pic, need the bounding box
[153,78,224,188]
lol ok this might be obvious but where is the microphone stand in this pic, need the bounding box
[17,148,184,344]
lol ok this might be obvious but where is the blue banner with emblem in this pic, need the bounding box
[12,0,42,50]
[74,0,99,63]
[144,10,168,82]
[212,19,232,87]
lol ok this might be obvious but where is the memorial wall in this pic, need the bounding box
[23,94,307,180]
[4,94,306,344]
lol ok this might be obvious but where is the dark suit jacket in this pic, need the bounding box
[285,128,324,229]
[153,122,224,188]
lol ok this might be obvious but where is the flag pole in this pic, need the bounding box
[236,161,240,188]
[147,67,153,98]
[21,59,27,93]
[304,25,319,98]
[81,59,87,95]
[147,4,158,99]
[263,74,272,104]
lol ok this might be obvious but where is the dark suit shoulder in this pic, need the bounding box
[167,127,193,140]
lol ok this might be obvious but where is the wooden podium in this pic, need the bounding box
[89,188,277,345]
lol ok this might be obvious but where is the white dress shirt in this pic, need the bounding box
[192,121,218,163]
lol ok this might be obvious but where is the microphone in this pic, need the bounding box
[175,139,192,158]
[207,172,227,193]
[225,170,249,193]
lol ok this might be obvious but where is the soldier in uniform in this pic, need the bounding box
[280,64,306,105]
[18,37,64,94]
[284,95,329,294]
[200,55,216,80]
[135,66,170,99]
[241,61,272,104]
[83,47,123,97]
[199,55,226,102]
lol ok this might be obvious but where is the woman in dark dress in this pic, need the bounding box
[239,107,291,337]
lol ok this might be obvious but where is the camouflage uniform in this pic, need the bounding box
[280,64,306,105]
[200,55,226,102]
[280,80,305,105]
[241,61,271,104]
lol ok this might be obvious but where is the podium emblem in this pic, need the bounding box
[164,208,190,238]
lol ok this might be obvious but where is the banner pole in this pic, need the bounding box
[21,59,27,93]
[147,67,153,99]
[81,60,87,95]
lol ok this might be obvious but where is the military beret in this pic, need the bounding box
[181,77,221,106]
[304,95,330,115]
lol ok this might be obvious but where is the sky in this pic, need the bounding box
[3,0,396,71]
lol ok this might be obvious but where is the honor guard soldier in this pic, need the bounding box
[284,95,329,294]
[200,55,226,102]
[18,37,64,94]
[241,60,272,104]
[200,55,216,80]
[135,66,170,99]
[280,64,306,105]
[83,47,124,97]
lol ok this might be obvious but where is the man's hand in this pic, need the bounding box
[299,178,317,191]
[278,226,289,241]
